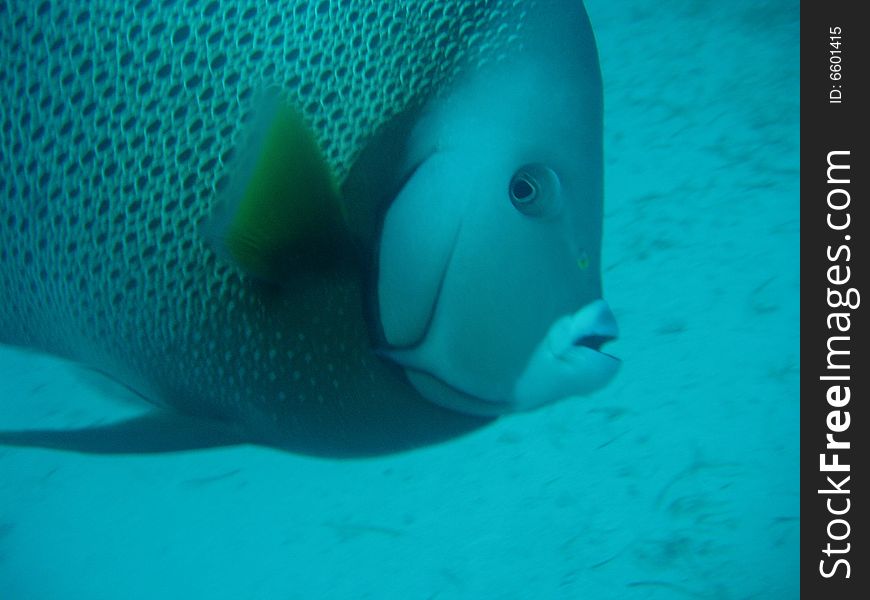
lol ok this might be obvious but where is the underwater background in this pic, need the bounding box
[0,0,798,598]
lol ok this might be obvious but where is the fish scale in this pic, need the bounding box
[0,0,532,454]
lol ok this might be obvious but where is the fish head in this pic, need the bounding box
[374,1,620,416]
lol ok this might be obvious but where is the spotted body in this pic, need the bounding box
[0,0,617,456]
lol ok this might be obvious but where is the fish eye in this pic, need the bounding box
[508,164,561,218]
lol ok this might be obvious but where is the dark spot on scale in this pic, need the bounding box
[172,25,190,45]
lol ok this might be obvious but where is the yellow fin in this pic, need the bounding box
[209,95,346,281]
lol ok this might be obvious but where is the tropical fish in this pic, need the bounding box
[0,0,618,457]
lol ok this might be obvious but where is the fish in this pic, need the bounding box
[0,0,619,457]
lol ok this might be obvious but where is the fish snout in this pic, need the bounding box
[512,299,620,410]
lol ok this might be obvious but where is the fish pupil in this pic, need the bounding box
[510,176,536,203]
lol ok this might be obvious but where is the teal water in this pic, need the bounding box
[0,1,798,598]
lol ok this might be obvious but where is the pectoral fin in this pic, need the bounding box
[206,94,349,282]
[0,411,245,454]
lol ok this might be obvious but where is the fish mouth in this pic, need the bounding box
[572,333,618,359]
[389,299,621,417]
[508,299,620,411]
[550,299,620,363]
